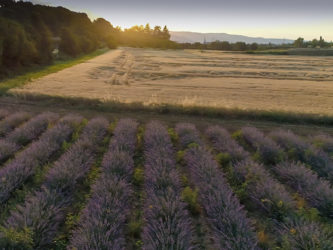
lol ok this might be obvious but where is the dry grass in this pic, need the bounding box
[10,47,333,115]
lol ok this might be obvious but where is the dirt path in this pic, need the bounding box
[11,48,333,115]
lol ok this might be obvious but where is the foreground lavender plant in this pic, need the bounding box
[270,129,333,182]
[0,112,31,137]
[0,115,83,204]
[273,161,333,218]
[279,218,333,249]
[70,177,132,250]
[44,118,108,193]
[4,188,67,248]
[238,127,284,165]
[175,123,203,148]
[205,126,250,163]
[6,112,59,145]
[177,123,258,249]
[109,118,138,154]
[142,121,194,250]
[207,126,331,248]
[0,141,19,163]
[233,159,296,218]
[0,109,9,120]
[0,112,59,163]
[1,118,108,249]
[311,133,333,154]
[69,119,138,249]
[206,126,296,217]
[186,147,258,249]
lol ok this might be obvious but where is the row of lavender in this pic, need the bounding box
[237,126,333,219]
[69,119,138,249]
[0,112,31,138]
[142,121,194,249]
[0,115,83,204]
[0,112,59,163]
[176,123,258,249]
[0,118,108,249]
[206,126,333,248]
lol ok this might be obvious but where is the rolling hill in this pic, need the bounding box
[170,31,293,44]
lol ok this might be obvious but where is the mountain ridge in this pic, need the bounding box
[170,31,293,44]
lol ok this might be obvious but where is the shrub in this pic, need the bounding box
[279,218,333,249]
[2,118,108,249]
[69,119,137,249]
[273,161,333,218]
[206,126,250,163]
[177,123,258,249]
[270,129,333,182]
[0,112,31,138]
[142,121,194,249]
[311,134,333,154]
[239,127,284,165]
[0,113,58,163]
[181,186,201,215]
[0,115,83,204]
[175,123,202,148]
[232,159,296,219]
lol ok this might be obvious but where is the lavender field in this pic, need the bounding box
[0,109,332,249]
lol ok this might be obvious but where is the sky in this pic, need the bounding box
[27,0,333,40]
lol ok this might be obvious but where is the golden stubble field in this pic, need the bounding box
[11,47,333,115]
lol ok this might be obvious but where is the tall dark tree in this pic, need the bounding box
[144,23,151,34]
[319,36,325,48]
[294,37,304,48]
[162,25,170,40]
[59,28,79,57]
[153,26,162,37]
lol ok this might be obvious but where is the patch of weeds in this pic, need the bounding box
[181,187,201,216]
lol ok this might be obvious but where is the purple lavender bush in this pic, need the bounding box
[185,146,258,250]
[0,112,59,163]
[270,129,333,182]
[0,115,83,204]
[233,159,296,219]
[206,125,250,163]
[0,118,108,249]
[238,127,284,165]
[0,140,19,163]
[311,134,333,154]
[44,118,108,193]
[3,188,68,248]
[177,123,258,249]
[279,218,333,249]
[109,118,138,153]
[69,177,132,250]
[175,123,202,148]
[0,109,9,120]
[0,112,31,137]
[273,161,333,218]
[142,121,194,250]
[69,118,137,249]
[6,112,59,146]
[143,195,194,250]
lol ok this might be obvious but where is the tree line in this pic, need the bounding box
[180,36,333,52]
[119,24,176,49]
[0,0,174,77]
[293,36,332,48]
[179,41,291,51]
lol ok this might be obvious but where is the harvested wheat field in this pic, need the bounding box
[11,47,333,115]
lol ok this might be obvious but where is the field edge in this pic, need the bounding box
[2,94,333,127]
